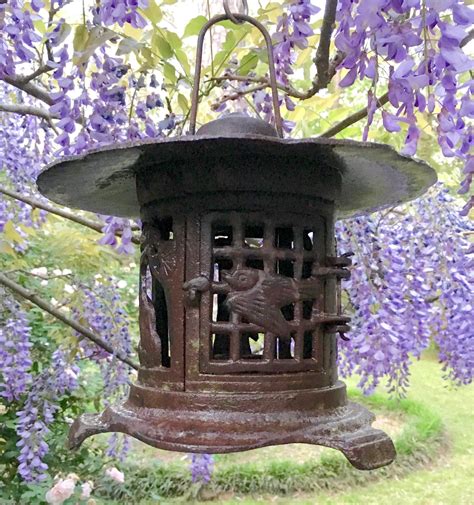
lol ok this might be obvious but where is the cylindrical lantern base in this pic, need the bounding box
[68,381,395,470]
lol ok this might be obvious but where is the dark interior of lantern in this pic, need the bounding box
[144,216,175,369]
[153,278,170,367]
[154,216,174,241]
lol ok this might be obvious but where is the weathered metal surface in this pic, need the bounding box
[65,187,396,470]
[37,128,437,219]
[69,385,396,471]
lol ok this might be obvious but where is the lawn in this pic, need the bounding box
[209,355,474,505]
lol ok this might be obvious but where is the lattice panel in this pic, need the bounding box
[198,212,349,374]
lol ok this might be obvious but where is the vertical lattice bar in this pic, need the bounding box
[230,214,244,270]
[263,331,275,362]
[230,313,241,361]
[293,226,304,361]
[312,216,326,367]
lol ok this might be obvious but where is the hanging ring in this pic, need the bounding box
[223,0,248,24]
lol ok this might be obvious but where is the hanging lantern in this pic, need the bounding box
[37,1,436,471]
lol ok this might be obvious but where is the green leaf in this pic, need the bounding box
[165,30,182,49]
[72,24,88,53]
[152,34,173,59]
[73,27,116,66]
[183,15,208,38]
[175,48,191,76]
[0,240,14,255]
[163,62,177,84]
[139,47,157,70]
[3,221,23,244]
[177,93,189,113]
[141,0,162,24]
[237,51,259,75]
[54,22,71,46]
[116,37,142,56]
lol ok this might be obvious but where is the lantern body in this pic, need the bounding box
[67,133,397,470]
[38,106,436,472]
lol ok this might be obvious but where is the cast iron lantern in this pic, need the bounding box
[37,2,436,471]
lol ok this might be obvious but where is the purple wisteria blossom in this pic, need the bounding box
[94,0,148,28]
[253,0,319,132]
[16,348,80,482]
[188,453,214,484]
[0,299,32,402]
[335,0,474,211]
[337,185,474,396]
[80,280,133,459]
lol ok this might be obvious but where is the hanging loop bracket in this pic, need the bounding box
[189,10,283,138]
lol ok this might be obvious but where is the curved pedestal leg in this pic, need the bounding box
[68,391,396,471]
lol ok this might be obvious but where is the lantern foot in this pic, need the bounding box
[68,413,111,450]
[68,382,396,470]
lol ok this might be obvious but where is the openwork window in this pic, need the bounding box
[199,212,344,374]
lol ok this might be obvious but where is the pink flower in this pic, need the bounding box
[105,467,125,484]
[45,478,76,505]
[80,481,94,500]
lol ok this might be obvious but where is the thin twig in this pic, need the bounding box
[0,272,139,370]
[209,0,342,102]
[0,185,141,244]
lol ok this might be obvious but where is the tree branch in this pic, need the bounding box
[209,0,342,102]
[461,28,474,48]
[211,82,268,109]
[0,272,139,370]
[313,0,340,91]
[0,185,141,244]
[208,74,314,100]
[0,102,58,121]
[320,91,390,138]
[2,74,55,106]
[19,64,54,85]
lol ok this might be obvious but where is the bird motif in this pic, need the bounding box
[220,268,321,339]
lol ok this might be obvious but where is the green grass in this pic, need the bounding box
[91,356,472,504]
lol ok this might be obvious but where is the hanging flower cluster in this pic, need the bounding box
[16,348,80,482]
[80,280,133,460]
[337,185,474,396]
[94,0,148,28]
[188,453,214,484]
[0,299,32,402]
[253,0,320,131]
[335,0,473,212]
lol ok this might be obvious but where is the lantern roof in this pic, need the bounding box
[37,3,436,218]
[37,112,436,219]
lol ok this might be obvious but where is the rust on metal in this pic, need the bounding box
[37,1,438,473]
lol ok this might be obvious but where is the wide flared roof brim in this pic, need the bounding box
[37,135,437,219]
